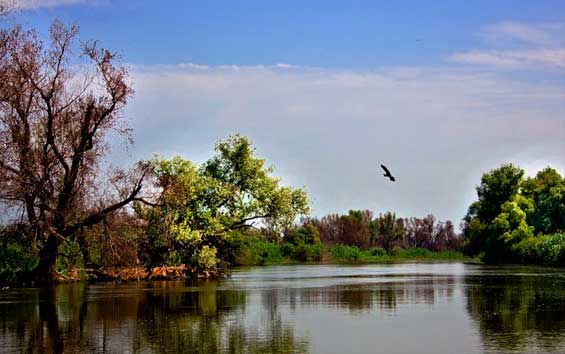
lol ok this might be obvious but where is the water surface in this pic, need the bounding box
[1,263,564,353]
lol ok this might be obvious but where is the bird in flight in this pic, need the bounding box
[380,164,396,182]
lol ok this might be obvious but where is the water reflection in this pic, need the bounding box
[0,281,308,354]
[277,276,457,313]
[1,264,564,354]
[465,268,565,353]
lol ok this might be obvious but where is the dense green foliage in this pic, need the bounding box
[227,239,467,266]
[0,226,38,285]
[463,164,564,266]
[135,135,310,273]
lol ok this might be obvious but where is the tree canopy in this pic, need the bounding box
[136,135,310,271]
[463,164,564,264]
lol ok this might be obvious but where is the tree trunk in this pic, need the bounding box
[35,233,59,282]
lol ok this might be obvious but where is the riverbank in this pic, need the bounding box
[1,247,476,287]
[232,243,474,267]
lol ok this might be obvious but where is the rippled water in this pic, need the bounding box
[1,263,564,354]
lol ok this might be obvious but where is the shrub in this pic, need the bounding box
[292,244,309,262]
[369,247,387,257]
[511,236,541,264]
[255,241,284,265]
[330,245,363,262]
[280,243,295,258]
[0,240,38,286]
[536,233,565,267]
[284,224,321,246]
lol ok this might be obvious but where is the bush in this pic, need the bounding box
[330,245,363,262]
[280,242,295,258]
[294,244,322,262]
[284,224,321,246]
[511,236,541,264]
[281,243,321,262]
[227,231,286,266]
[292,244,309,262]
[536,233,565,267]
[369,247,387,257]
[255,241,284,265]
[0,240,38,286]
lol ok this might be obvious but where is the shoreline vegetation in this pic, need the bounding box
[0,20,563,287]
[20,247,475,285]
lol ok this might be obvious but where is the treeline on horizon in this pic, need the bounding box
[0,20,563,285]
[221,211,465,268]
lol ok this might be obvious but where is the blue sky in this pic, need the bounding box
[14,1,565,68]
[7,0,565,223]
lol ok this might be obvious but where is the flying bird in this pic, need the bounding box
[380,164,396,182]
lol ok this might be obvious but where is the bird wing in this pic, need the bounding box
[380,164,391,175]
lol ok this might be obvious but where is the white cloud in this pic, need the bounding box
[448,49,565,69]
[482,22,555,45]
[450,21,565,70]
[117,63,565,223]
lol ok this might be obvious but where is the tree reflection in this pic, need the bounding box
[465,272,565,352]
[280,276,456,314]
[0,281,309,354]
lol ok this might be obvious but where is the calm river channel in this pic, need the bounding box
[1,263,564,353]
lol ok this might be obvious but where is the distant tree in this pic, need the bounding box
[311,214,341,245]
[405,215,435,249]
[433,221,449,252]
[443,220,463,251]
[0,22,148,281]
[136,135,310,271]
[374,212,405,253]
[521,167,565,234]
[339,210,373,249]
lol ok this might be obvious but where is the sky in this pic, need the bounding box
[5,0,565,224]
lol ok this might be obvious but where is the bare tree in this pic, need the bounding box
[0,21,148,281]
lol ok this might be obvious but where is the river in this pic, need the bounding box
[1,263,564,353]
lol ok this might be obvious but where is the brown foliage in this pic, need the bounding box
[304,211,462,252]
[0,21,149,280]
[309,210,374,249]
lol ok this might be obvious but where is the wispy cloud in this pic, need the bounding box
[481,21,555,45]
[450,21,565,70]
[449,48,565,69]
[118,63,564,222]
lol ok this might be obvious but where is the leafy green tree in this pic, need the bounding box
[490,198,537,263]
[464,164,525,258]
[136,135,309,272]
[521,167,565,234]
[468,164,525,222]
